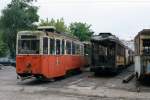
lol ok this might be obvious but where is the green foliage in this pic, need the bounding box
[39,18,68,32]
[0,0,39,58]
[0,41,8,57]
[0,33,8,57]
[39,19,94,41]
[69,22,94,41]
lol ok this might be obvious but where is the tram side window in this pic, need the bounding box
[117,45,124,56]
[66,41,71,54]
[50,39,55,54]
[43,37,48,54]
[18,40,40,54]
[72,42,75,55]
[143,39,150,54]
[80,45,84,55]
[76,44,80,54]
[117,45,121,56]
[62,39,65,54]
[56,39,61,55]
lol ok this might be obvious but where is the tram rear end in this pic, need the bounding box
[16,31,44,79]
[135,29,150,80]
[91,33,126,74]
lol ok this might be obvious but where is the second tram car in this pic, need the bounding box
[16,26,86,79]
[135,29,150,80]
[91,33,133,74]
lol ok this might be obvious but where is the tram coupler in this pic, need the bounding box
[17,75,33,81]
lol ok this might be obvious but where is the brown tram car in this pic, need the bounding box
[91,33,134,74]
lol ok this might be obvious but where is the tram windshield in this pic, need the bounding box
[18,39,40,54]
[143,39,150,55]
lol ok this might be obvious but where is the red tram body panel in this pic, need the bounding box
[16,55,85,78]
[16,26,86,79]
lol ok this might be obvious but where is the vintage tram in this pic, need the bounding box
[135,29,150,80]
[91,33,134,74]
[82,41,91,67]
[16,26,86,79]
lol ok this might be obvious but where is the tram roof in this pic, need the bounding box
[18,31,43,34]
[38,26,56,30]
[91,33,119,42]
[135,29,150,39]
[91,33,125,47]
[17,30,80,41]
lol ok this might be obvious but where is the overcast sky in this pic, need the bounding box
[1,0,150,40]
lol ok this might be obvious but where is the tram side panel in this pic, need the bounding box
[135,55,142,78]
[125,48,129,66]
[115,44,126,68]
[41,55,66,78]
[41,55,85,78]
[17,55,85,79]
[16,55,42,77]
[124,48,134,66]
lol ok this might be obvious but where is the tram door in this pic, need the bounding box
[55,39,64,76]
[43,37,49,75]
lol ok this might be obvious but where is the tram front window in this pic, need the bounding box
[18,40,40,54]
[143,39,150,55]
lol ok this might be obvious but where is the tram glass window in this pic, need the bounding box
[117,45,122,56]
[143,39,150,55]
[43,37,48,54]
[18,40,40,54]
[72,42,75,54]
[50,39,55,54]
[75,44,80,54]
[66,41,71,54]
[80,45,84,55]
[56,39,61,55]
[62,39,65,54]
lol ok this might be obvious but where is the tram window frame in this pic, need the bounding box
[82,45,84,55]
[62,39,65,55]
[43,37,48,54]
[80,45,84,55]
[142,39,150,54]
[72,42,75,55]
[50,38,55,55]
[80,45,82,55]
[66,41,72,55]
[18,39,40,54]
[56,39,61,55]
[75,44,80,55]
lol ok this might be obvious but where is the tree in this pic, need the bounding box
[0,41,8,57]
[69,22,94,41]
[39,18,68,32]
[0,0,39,58]
[0,32,8,57]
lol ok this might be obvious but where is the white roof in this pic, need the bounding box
[38,26,56,30]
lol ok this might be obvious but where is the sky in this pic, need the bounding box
[1,0,150,40]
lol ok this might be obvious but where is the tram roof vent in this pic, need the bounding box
[38,26,56,32]
[99,33,112,37]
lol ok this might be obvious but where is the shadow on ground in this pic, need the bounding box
[17,71,82,86]
[93,68,125,78]
[140,77,150,87]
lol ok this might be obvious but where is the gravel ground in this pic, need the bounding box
[0,65,150,100]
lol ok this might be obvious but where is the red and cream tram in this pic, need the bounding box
[16,26,86,79]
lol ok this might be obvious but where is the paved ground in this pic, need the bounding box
[1,65,150,100]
